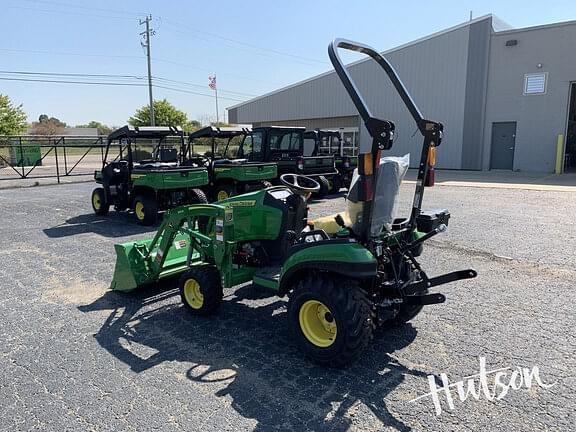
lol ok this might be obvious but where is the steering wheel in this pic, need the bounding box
[280,174,320,194]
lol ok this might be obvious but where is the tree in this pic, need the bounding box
[0,94,27,136]
[129,99,189,129]
[30,114,66,136]
[76,121,112,135]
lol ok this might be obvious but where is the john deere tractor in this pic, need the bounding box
[92,126,209,225]
[108,39,476,366]
[184,126,277,201]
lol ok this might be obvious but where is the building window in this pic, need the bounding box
[524,73,547,95]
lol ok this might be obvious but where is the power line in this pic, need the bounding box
[19,0,145,17]
[6,5,137,21]
[0,77,146,86]
[0,70,255,97]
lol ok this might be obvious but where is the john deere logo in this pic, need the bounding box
[226,200,256,207]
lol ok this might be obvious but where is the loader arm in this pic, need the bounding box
[110,203,234,292]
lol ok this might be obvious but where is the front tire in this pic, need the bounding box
[91,188,109,216]
[288,275,374,367]
[133,194,158,226]
[179,266,223,316]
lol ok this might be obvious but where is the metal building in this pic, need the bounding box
[228,15,576,173]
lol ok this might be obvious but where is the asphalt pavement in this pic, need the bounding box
[0,182,574,431]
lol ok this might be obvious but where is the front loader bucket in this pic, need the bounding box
[110,233,196,292]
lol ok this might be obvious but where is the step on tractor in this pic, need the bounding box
[303,129,358,192]
[92,126,209,225]
[246,126,338,197]
[184,126,277,201]
[108,39,477,366]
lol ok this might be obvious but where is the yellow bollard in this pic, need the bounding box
[555,134,565,174]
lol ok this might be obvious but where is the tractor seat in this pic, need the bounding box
[310,200,362,235]
[310,213,348,235]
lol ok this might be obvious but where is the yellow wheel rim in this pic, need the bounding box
[135,201,145,220]
[217,190,229,201]
[299,300,337,348]
[183,278,204,309]
[92,193,101,210]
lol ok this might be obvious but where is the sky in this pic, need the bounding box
[1,0,575,127]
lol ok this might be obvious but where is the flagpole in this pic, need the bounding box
[215,84,219,124]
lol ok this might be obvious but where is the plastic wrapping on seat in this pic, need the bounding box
[345,154,409,236]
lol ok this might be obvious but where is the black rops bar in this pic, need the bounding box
[327,39,444,231]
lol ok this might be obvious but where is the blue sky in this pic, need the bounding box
[1,0,574,127]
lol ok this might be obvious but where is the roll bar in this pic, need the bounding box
[328,38,444,233]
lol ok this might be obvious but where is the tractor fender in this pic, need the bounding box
[277,241,377,297]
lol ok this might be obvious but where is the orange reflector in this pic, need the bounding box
[427,146,436,167]
[362,154,373,175]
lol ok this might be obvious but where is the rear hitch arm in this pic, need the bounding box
[404,269,478,296]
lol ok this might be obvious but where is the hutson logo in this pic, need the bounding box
[409,356,556,415]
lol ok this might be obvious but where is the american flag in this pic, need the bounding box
[208,75,217,90]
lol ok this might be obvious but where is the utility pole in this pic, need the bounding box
[140,15,155,126]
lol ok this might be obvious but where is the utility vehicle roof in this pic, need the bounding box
[107,125,184,141]
[188,126,251,139]
[254,126,306,131]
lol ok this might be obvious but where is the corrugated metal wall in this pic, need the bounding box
[254,116,359,129]
[229,19,495,169]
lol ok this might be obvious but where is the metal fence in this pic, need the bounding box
[0,135,121,184]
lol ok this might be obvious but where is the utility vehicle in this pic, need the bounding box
[245,126,337,197]
[303,129,358,192]
[184,126,277,201]
[92,126,209,225]
[108,39,476,366]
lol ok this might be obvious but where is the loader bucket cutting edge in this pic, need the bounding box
[110,233,195,292]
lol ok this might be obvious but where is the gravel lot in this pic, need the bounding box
[0,182,574,431]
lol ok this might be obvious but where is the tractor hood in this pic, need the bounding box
[346,154,409,236]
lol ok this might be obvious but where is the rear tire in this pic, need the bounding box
[288,275,374,367]
[188,188,208,204]
[214,183,236,201]
[91,188,109,216]
[179,266,223,316]
[133,194,158,226]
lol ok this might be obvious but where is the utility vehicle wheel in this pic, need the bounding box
[133,194,158,226]
[215,184,236,201]
[288,275,374,367]
[188,188,208,204]
[330,175,343,194]
[314,176,330,198]
[91,188,109,216]
[179,266,223,315]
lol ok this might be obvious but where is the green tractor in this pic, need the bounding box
[92,126,209,225]
[108,39,477,366]
[184,126,277,201]
[303,129,358,192]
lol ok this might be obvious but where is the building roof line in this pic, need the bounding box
[227,14,497,111]
[492,18,576,35]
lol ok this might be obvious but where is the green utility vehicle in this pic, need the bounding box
[303,129,358,192]
[243,126,338,197]
[108,39,477,366]
[92,126,209,225]
[185,126,277,201]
